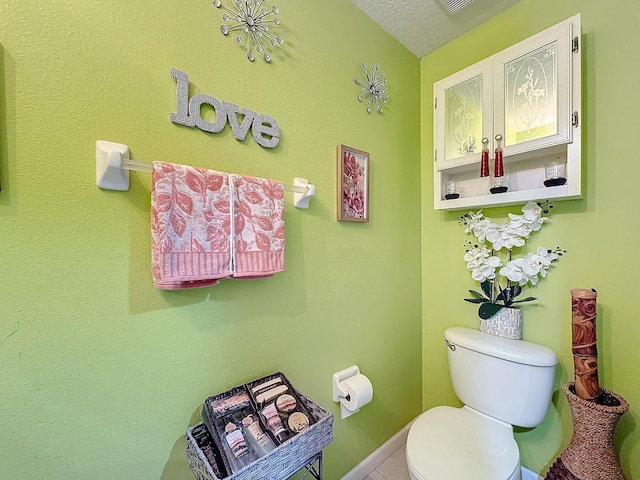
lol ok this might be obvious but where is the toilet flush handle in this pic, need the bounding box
[444,339,456,351]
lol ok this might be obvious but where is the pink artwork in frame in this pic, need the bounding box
[337,144,369,223]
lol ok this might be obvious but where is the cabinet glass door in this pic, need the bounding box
[445,74,483,160]
[504,41,558,145]
[494,20,572,155]
[434,60,492,169]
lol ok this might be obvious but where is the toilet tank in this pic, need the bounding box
[444,327,557,428]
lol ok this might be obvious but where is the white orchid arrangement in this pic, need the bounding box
[459,201,565,319]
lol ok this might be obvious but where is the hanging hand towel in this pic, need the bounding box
[230,174,285,278]
[151,162,232,289]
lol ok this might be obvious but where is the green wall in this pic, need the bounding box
[0,1,421,478]
[421,0,640,477]
[5,0,639,479]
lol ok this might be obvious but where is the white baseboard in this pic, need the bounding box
[341,421,414,480]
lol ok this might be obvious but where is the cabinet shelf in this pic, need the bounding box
[439,184,579,211]
[436,141,580,210]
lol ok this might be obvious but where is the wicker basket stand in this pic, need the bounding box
[544,383,629,480]
[186,392,333,480]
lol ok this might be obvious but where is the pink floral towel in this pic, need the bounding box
[231,174,285,278]
[151,162,232,290]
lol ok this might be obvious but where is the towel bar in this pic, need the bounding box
[95,140,316,209]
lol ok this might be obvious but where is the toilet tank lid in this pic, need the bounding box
[445,327,558,367]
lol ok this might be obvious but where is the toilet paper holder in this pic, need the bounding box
[332,365,361,402]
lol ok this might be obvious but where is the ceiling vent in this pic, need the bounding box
[441,0,474,14]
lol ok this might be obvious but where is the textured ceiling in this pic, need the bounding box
[350,0,521,58]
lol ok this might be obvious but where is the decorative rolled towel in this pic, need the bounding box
[230,174,285,278]
[151,162,232,289]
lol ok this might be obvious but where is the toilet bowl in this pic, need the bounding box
[405,327,557,480]
[406,406,521,480]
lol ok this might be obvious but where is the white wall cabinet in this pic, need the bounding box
[433,14,581,210]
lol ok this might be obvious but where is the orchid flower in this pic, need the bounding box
[459,202,564,319]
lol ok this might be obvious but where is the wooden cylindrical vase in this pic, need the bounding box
[545,290,630,480]
[571,289,600,400]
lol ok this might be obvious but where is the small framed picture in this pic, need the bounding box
[337,144,369,223]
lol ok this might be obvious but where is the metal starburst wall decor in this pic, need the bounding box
[212,0,284,63]
[355,62,388,114]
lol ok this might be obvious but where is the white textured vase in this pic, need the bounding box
[480,307,522,340]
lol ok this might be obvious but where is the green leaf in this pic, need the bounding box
[480,281,493,298]
[467,289,488,299]
[512,296,538,303]
[478,303,504,319]
[512,285,522,298]
[464,298,489,304]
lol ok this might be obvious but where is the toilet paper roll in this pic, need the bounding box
[339,373,373,418]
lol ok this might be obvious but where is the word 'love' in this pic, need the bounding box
[170,69,280,148]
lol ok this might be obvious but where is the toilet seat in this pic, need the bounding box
[406,405,521,480]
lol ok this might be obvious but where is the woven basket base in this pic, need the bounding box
[545,458,579,480]
[560,383,628,480]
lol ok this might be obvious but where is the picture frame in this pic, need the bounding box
[337,144,369,223]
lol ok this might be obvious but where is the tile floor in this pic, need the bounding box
[359,444,543,480]
[363,443,410,480]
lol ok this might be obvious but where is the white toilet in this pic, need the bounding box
[406,327,558,480]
